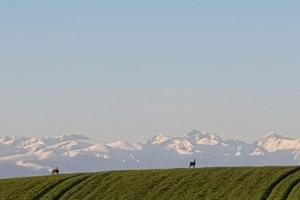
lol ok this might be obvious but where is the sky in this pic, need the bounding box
[1,1,300,142]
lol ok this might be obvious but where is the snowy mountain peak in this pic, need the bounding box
[151,133,171,144]
[197,134,223,146]
[53,134,90,141]
[263,132,291,140]
[0,136,15,145]
[185,129,207,140]
[83,143,108,153]
[0,136,14,142]
[106,141,143,151]
[185,130,223,145]
[41,134,90,145]
[257,132,300,152]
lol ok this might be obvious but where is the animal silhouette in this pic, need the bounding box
[52,167,59,175]
[189,159,196,168]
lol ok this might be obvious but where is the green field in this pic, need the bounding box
[0,167,300,200]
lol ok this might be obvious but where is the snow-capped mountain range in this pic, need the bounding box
[1,130,300,178]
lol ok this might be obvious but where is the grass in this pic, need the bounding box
[0,167,300,200]
[266,169,300,200]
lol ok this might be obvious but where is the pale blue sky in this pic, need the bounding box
[1,1,300,142]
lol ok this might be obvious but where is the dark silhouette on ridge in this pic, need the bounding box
[51,167,59,175]
[189,159,196,168]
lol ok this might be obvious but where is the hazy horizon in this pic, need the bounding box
[1,1,300,142]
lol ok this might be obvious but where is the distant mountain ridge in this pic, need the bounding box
[0,130,300,178]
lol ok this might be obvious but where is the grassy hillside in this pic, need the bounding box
[0,167,300,200]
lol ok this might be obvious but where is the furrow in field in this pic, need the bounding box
[32,174,81,200]
[287,180,300,200]
[47,174,93,200]
[285,178,300,200]
[57,173,103,200]
[261,167,300,200]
